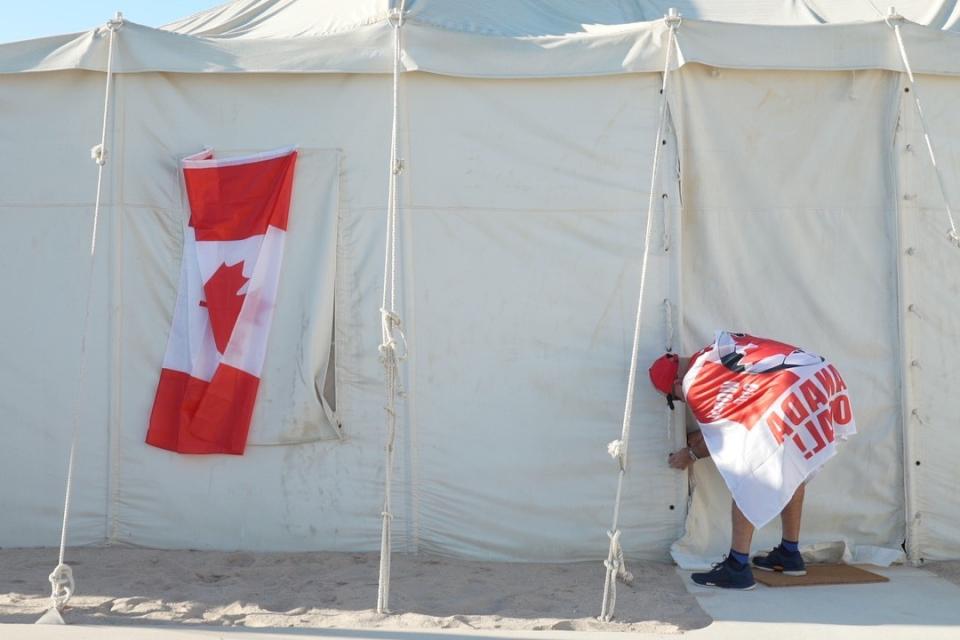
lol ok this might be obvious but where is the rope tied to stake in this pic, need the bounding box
[47,564,75,612]
[376,0,407,616]
[41,14,123,623]
[599,9,680,623]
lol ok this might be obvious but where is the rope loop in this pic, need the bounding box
[379,308,409,362]
[48,563,75,611]
[599,528,634,621]
[97,12,124,36]
[605,530,634,584]
[884,7,905,28]
[664,8,682,29]
[387,6,404,28]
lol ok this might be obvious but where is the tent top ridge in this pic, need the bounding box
[158,0,960,38]
[3,12,960,77]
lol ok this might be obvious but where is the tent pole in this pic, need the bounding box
[893,85,920,564]
[885,5,960,566]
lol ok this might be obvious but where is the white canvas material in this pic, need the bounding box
[0,1,958,565]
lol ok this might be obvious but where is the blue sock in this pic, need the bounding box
[729,548,749,567]
[781,538,799,554]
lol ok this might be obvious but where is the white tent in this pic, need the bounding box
[2,0,959,598]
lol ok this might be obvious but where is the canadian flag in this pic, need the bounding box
[683,331,856,527]
[146,147,298,454]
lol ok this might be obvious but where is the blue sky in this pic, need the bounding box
[1,1,221,43]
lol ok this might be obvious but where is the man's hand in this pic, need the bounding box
[669,431,708,470]
[687,430,705,449]
[668,447,695,471]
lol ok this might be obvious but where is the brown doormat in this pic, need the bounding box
[753,564,889,587]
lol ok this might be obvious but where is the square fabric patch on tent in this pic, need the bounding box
[754,564,889,587]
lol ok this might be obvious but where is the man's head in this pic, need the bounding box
[648,353,688,410]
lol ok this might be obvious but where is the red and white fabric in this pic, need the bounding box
[146,147,298,455]
[683,331,857,527]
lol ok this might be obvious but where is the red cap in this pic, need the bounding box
[649,353,680,409]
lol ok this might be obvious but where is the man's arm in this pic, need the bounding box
[668,430,710,470]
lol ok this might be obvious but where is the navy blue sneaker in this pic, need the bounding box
[752,545,807,576]
[691,556,756,590]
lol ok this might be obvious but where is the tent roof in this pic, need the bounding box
[163,0,960,38]
[2,0,960,76]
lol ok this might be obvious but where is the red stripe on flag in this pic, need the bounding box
[185,151,297,241]
[146,366,260,455]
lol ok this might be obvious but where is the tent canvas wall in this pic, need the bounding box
[1,0,959,568]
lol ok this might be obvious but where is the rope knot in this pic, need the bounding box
[604,530,633,584]
[378,340,396,360]
[884,7,905,28]
[948,228,960,247]
[664,8,682,29]
[380,307,401,331]
[48,563,75,611]
[379,308,408,362]
[381,511,394,520]
[607,440,625,469]
[90,144,106,166]
[387,7,404,28]
[99,12,124,35]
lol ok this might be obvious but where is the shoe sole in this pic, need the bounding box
[753,565,807,576]
[692,581,757,590]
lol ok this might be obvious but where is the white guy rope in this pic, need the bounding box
[885,7,960,246]
[599,10,681,623]
[45,13,123,620]
[376,0,408,616]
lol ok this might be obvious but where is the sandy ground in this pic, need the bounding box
[0,548,711,633]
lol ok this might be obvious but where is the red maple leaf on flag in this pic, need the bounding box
[200,261,249,354]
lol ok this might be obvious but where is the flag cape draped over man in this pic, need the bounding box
[146,147,298,455]
[682,331,857,527]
